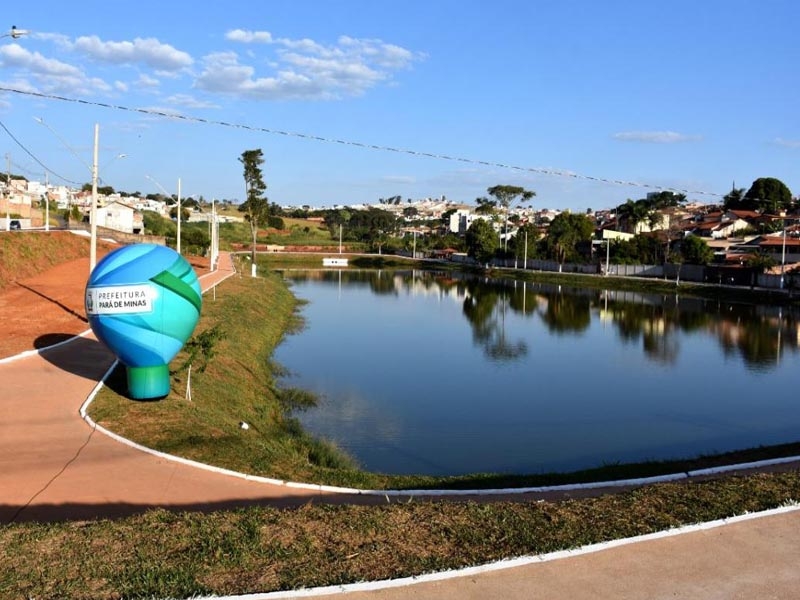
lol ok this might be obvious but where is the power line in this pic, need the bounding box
[0,118,82,185]
[0,85,725,200]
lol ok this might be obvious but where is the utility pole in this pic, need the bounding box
[5,153,9,231]
[44,171,49,232]
[90,124,99,272]
[523,229,528,270]
[780,217,787,290]
[209,198,219,271]
[176,177,182,255]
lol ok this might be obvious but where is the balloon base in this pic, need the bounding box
[127,364,170,399]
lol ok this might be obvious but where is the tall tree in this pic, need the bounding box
[474,196,497,215]
[744,177,793,214]
[486,185,536,252]
[722,186,746,210]
[647,191,687,208]
[238,149,269,264]
[679,235,713,265]
[509,223,539,264]
[616,199,650,233]
[546,212,594,264]
[465,218,500,265]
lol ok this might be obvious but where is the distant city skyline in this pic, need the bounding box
[1,1,798,212]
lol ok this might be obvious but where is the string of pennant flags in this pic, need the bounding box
[0,85,731,202]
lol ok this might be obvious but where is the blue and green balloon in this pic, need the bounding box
[85,244,202,399]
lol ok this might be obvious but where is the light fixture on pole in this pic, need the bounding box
[1,25,29,39]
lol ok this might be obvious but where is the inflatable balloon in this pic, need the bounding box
[85,244,202,399]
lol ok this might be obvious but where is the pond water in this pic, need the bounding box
[274,269,800,477]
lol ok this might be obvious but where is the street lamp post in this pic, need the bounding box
[780,217,787,290]
[43,171,49,232]
[33,117,127,271]
[1,26,29,228]
[4,153,10,231]
[523,229,528,270]
[177,178,182,255]
[90,124,99,272]
[209,198,219,271]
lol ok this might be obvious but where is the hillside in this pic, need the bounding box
[0,232,211,358]
[0,231,113,290]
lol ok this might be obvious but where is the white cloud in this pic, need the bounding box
[382,175,416,184]
[136,73,160,88]
[196,51,326,100]
[164,93,219,109]
[774,137,800,149]
[72,35,193,71]
[0,43,111,95]
[613,130,701,143]
[0,43,83,77]
[226,29,274,44]
[207,30,423,100]
[32,32,72,46]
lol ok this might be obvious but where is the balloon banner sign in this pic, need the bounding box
[85,244,202,400]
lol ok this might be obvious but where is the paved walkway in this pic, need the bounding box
[0,253,333,523]
[1,249,799,598]
[305,507,799,600]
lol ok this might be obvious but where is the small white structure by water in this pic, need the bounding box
[323,257,348,267]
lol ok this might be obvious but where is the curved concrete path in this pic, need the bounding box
[0,253,335,523]
[1,251,799,599]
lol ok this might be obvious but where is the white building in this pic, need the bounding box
[449,209,481,234]
[95,200,143,234]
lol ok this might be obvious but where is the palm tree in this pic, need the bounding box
[616,199,650,233]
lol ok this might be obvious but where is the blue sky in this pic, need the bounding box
[1,0,798,211]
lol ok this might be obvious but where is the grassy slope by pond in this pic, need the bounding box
[91,259,800,490]
[89,270,370,488]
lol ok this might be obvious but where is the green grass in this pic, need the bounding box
[218,217,342,250]
[2,473,799,599]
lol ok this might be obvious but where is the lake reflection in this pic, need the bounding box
[274,269,800,476]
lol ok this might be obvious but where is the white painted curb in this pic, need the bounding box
[0,328,96,365]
